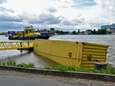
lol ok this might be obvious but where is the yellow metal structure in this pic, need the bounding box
[81,42,108,67]
[34,40,108,68]
[14,26,40,37]
[0,39,108,68]
[0,41,33,50]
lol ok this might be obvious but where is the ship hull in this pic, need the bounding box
[8,36,49,40]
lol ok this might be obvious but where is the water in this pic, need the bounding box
[0,35,115,68]
[50,35,115,66]
[0,35,49,68]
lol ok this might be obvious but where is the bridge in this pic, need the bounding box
[0,41,33,51]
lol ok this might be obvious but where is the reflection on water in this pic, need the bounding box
[0,35,50,69]
[13,52,50,68]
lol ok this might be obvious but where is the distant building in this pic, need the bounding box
[84,30,92,35]
[109,28,115,34]
[101,24,115,34]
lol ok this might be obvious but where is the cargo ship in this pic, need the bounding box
[8,26,51,40]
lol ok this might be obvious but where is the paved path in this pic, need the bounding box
[0,76,75,86]
[0,70,114,86]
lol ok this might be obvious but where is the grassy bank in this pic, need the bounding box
[45,64,115,75]
[1,61,115,75]
[0,61,35,68]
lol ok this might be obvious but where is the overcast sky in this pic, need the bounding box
[0,0,115,31]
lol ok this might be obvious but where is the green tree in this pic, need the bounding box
[97,29,107,34]
[50,28,55,31]
[72,31,77,34]
[92,29,96,34]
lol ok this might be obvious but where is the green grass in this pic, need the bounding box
[17,63,35,68]
[45,64,77,72]
[0,61,35,68]
[45,64,115,75]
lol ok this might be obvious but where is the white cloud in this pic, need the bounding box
[0,0,115,31]
[94,0,115,24]
[3,0,50,14]
[0,0,7,4]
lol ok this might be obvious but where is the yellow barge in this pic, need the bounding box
[33,40,108,68]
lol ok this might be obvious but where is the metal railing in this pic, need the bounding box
[0,41,33,50]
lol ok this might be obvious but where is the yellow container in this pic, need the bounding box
[33,40,108,68]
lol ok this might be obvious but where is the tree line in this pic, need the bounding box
[47,28,111,35]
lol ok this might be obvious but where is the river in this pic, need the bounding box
[0,35,49,69]
[0,35,115,68]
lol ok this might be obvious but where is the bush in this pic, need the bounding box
[7,61,10,66]
[12,61,16,66]
[17,64,24,68]
[27,63,35,68]
[0,61,35,69]
[16,63,35,68]
[2,62,6,66]
[46,64,77,72]
[45,64,115,75]
[0,61,2,65]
